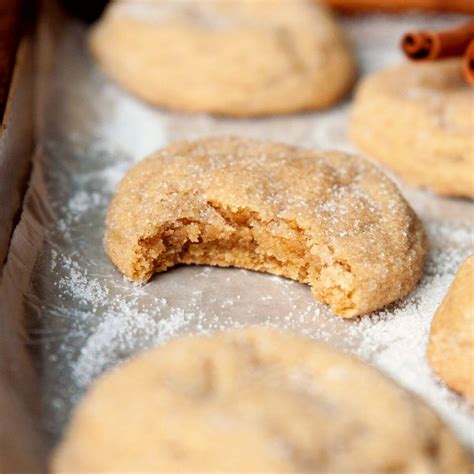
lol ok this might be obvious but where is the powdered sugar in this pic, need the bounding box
[72,305,192,388]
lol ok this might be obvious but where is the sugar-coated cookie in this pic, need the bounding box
[52,328,469,473]
[428,255,474,401]
[350,60,474,198]
[105,137,427,318]
[89,0,355,116]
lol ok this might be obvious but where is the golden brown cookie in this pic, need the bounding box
[52,328,469,473]
[104,137,427,318]
[89,0,356,116]
[428,255,474,401]
[350,60,474,198]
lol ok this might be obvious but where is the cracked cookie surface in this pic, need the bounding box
[350,60,474,198]
[428,255,474,402]
[52,328,469,473]
[105,137,427,318]
[89,0,355,116]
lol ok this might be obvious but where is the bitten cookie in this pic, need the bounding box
[350,60,474,198]
[89,0,355,116]
[428,255,474,401]
[105,137,427,318]
[52,328,469,473]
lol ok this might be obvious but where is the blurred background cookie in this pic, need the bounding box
[88,0,356,116]
[52,328,470,473]
[428,255,474,402]
[350,60,474,198]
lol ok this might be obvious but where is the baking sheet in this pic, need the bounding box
[2,11,473,455]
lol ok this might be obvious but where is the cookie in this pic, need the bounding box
[89,0,355,116]
[350,60,474,198]
[428,255,474,401]
[52,327,469,473]
[105,137,427,318]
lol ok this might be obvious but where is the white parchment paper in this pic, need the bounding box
[2,12,473,453]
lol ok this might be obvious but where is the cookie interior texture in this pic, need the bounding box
[350,60,474,198]
[428,255,474,402]
[88,0,356,116]
[52,328,469,473]
[105,137,427,318]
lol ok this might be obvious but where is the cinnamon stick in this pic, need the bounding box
[463,39,474,85]
[320,0,474,14]
[401,21,474,61]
